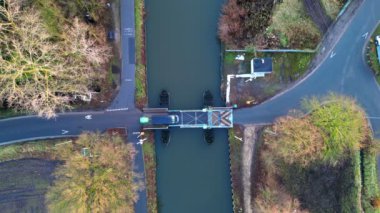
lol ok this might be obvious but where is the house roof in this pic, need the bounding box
[251,58,273,73]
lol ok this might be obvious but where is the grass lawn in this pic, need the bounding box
[0,139,72,162]
[367,24,380,83]
[142,132,158,213]
[320,0,345,20]
[258,52,314,83]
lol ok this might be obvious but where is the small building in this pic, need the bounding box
[226,57,273,104]
[250,57,273,78]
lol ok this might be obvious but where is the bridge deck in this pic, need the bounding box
[169,107,233,129]
[141,107,233,129]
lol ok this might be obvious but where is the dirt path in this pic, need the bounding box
[304,0,332,33]
[242,125,257,213]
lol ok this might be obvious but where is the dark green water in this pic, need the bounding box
[145,0,232,212]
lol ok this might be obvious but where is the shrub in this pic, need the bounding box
[269,0,321,49]
[265,116,325,167]
[362,147,380,212]
[304,94,368,165]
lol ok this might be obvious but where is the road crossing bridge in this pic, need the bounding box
[140,107,233,130]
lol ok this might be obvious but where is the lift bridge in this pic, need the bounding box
[140,107,233,130]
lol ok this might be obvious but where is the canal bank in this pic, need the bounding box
[144,0,233,212]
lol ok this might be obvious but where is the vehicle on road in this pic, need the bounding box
[140,115,179,125]
[376,35,380,63]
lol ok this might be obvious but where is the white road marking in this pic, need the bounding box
[133,132,145,138]
[234,136,243,141]
[61,130,69,135]
[85,115,92,120]
[125,79,132,82]
[123,28,134,36]
[330,51,336,58]
[106,108,129,112]
[367,116,380,119]
[362,32,369,39]
[137,138,147,145]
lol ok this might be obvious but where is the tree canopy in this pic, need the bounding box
[265,94,369,166]
[46,133,140,213]
[304,94,368,165]
[265,116,325,167]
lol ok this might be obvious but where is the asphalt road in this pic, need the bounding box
[0,0,379,212]
[112,0,148,212]
[0,0,148,212]
[235,0,380,137]
[108,0,136,111]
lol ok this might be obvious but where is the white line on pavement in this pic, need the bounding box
[367,117,380,119]
[106,108,129,112]
[362,32,369,39]
[330,51,336,58]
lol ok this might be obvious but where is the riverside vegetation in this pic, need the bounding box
[142,132,158,213]
[135,0,147,108]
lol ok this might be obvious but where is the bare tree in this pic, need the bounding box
[0,1,111,118]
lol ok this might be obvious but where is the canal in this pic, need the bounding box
[145,0,232,212]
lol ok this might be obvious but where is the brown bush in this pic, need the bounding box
[264,116,325,167]
[372,197,380,208]
[218,0,274,48]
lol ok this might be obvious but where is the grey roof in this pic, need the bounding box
[253,58,273,73]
